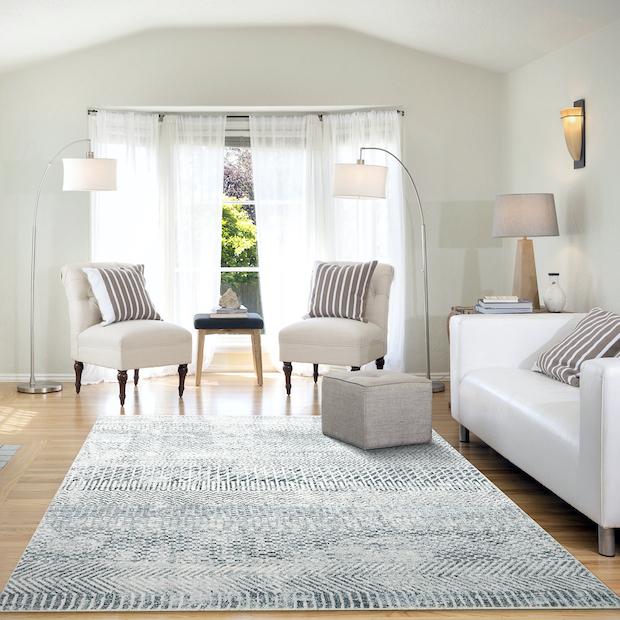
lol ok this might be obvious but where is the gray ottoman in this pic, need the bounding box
[321,370,432,449]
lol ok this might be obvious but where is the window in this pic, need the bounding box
[221,145,262,315]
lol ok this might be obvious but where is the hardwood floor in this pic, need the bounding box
[0,372,618,619]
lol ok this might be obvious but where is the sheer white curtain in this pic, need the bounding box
[320,111,406,371]
[250,115,322,369]
[88,111,226,382]
[160,115,226,373]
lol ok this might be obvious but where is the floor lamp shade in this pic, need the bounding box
[332,163,387,199]
[63,158,117,191]
[493,193,559,309]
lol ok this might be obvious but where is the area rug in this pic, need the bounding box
[1,416,618,612]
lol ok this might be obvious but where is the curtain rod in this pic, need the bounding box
[88,109,405,118]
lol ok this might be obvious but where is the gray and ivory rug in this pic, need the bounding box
[1,415,618,612]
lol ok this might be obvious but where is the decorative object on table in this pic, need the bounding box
[492,193,559,310]
[475,296,533,314]
[278,262,393,395]
[2,415,619,612]
[218,288,241,309]
[333,148,444,392]
[209,305,248,319]
[194,312,264,386]
[322,370,431,449]
[17,140,117,395]
[60,263,192,406]
[543,272,567,313]
[560,99,585,169]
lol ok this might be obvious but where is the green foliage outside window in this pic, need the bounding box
[221,201,258,287]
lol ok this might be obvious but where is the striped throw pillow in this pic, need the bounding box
[532,307,620,386]
[307,261,378,323]
[83,265,161,326]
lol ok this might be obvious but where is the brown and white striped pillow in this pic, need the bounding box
[307,261,378,322]
[83,265,161,326]
[532,308,620,386]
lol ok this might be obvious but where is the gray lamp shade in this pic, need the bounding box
[493,193,559,238]
[62,157,117,191]
[332,163,388,199]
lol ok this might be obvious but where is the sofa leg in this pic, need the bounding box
[283,362,292,395]
[376,356,385,369]
[178,364,188,398]
[134,369,139,386]
[459,424,470,443]
[313,364,319,384]
[74,361,83,394]
[118,370,128,406]
[598,525,616,557]
[351,366,361,371]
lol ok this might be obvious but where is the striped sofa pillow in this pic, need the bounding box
[307,261,378,323]
[83,265,161,326]
[532,307,620,386]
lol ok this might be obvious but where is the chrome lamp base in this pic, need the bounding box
[432,380,445,393]
[17,380,62,394]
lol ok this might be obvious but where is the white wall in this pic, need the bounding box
[0,26,503,380]
[502,20,620,313]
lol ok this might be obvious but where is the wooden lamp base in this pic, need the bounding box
[513,237,540,309]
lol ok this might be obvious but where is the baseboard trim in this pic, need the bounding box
[0,374,75,383]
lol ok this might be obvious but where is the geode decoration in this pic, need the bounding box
[219,288,240,308]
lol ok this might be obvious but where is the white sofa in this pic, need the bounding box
[450,312,620,556]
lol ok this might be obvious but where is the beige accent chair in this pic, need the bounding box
[278,262,394,394]
[60,263,192,406]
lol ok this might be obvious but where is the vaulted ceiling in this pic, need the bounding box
[2,0,620,76]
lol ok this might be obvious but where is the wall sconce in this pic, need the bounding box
[560,99,585,169]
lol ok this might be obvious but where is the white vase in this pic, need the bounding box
[543,273,566,312]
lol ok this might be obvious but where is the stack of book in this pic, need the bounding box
[209,305,248,319]
[475,296,533,314]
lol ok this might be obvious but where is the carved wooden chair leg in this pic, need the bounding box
[178,364,188,398]
[375,356,385,369]
[283,362,293,395]
[134,369,139,386]
[351,366,361,371]
[313,364,319,383]
[118,370,128,406]
[74,361,84,394]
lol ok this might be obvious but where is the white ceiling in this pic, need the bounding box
[2,0,620,76]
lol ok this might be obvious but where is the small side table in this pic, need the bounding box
[194,313,264,386]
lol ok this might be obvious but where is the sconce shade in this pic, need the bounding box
[62,157,117,191]
[332,163,387,199]
[493,193,559,238]
[560,107,584,162]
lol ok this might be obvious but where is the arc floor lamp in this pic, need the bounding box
[17,140,117,394]
[333,147,444,393]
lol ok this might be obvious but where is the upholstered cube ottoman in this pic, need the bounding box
[321,370,432,449]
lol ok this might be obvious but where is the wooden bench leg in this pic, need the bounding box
[251,329,263,386]
[196,329,206,386]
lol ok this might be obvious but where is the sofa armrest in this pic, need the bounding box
[449,313,584,421]
[578,357,620,528]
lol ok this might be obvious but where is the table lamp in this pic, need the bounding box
[492,193,559,309]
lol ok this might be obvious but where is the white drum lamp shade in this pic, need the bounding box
[63,158,117,191]
[332,163,387,199]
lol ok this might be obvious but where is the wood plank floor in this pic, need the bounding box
[0,372,618,619]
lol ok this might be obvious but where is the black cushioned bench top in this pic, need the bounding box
[194,313,264,330]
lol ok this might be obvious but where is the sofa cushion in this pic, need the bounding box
[460,368,580,507]
[532,308,620,386]
[307,260,377,322]
[83,265,161,326]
